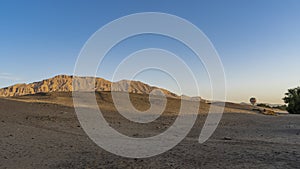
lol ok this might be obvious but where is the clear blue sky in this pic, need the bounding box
[1,0,299,104]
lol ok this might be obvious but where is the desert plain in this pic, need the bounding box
[0,91,299,169]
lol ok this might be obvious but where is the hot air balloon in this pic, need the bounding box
[250,97,257,106]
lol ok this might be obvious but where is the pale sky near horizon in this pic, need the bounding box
[1,0,300,104]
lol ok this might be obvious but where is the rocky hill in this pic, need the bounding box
[0,75,178,98]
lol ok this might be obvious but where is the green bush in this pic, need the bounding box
[283,87,300,114]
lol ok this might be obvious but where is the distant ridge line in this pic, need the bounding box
[0,75,183,98]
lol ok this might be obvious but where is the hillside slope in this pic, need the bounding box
[0,75,178,98]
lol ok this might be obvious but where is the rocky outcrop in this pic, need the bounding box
[0,75,178,98]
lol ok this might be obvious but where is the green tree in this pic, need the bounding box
[283,86,300,114]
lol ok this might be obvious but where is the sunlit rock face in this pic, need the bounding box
[0,75,179,98]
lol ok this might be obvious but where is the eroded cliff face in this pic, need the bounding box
[0,75,178,98]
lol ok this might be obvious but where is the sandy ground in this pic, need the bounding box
[0,92,299,169]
